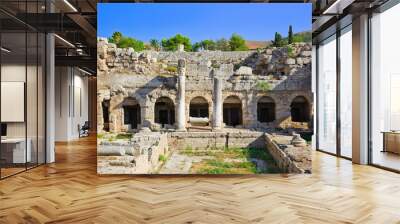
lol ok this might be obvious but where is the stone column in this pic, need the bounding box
[212,75,223,130]
[97,94,104,132]
[176,59,186,131]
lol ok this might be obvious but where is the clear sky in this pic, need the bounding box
[98,3,311,43]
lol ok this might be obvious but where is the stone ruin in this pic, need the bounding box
[97,38,313,133]
[96,38,313,174]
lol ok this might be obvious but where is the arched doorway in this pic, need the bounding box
[257,96,275,123]
[122,97,141,130]
[223,96,242,127]
[189,96,209,118]
[189,96,209,126]
[154,97,175,127]
[102,99,110,131]
[290,96,310,122]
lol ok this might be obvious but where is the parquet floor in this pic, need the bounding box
[1,135,400,223]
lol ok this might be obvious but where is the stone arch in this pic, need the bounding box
[290,96,311,122]
[154,96,175,127]
[122,97,141,130]
[189,96,209,118]
[223,95,243,127]
[257,96,276,123]
[189,96,210,126]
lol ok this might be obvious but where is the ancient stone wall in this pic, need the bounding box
[264,133,311,173]
[168,131,265,150]
[97,132,169,174]
[97,38,313,132]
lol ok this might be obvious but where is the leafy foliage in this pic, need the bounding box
[215,38,230,51]
[108,31,145,51]
[118,37,145,51]
[200,39,216,50]
[159,155,167,162]
[109,31,122,44]
[291,32,312,43]
[287,45,295,58]
[256,81,272,91]
[229,33,248,51]
[272,32,285,47]
[192,42,202,52]
[165,65,177,73]
[181,147,281,174]
[161,34,192,51]
[149,39,161,51]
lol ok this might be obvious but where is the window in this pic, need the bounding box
[317,34,337,154]
[340,25,352,158]
[370,3,400,171]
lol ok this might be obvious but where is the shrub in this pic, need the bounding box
[229,33,248,51]
[159,154,167,162]
[165,65,177,73]
[287,45,295,58]
[256,81,272,91]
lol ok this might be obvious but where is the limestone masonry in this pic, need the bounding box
[97,38,313,174]
[97,38,313,133]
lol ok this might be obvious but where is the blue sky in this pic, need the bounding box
[98,3,311,43]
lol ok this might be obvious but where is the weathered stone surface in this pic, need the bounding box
[265,133,311,173]
[97,38,313,132]
[300,51,312,57]
[235,66,253,75]
[98,132,169,174]
[285,58,296,65]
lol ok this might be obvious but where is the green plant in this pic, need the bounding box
[199,167,227,174]
[287,45,294,58]
[107,137,115,142]
[272,32,285,47]
[165,65,177,73]
[215,38,230,51]
[256,81,272,91]
[159,154,167,162]
[184,145,193,151]
[161,34,192,51]
[115,133,133,140]
[149,39,161,51]
[97,133,105,139]
[229,33,248,51]
[288,25,293,44]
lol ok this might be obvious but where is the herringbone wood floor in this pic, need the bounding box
[1,136,400,224]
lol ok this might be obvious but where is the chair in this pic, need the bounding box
[79,121,90,138]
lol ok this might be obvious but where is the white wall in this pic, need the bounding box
[55,67,89,141]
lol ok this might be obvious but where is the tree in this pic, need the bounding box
[117,37,145,51]
[192,42,202,52]
[229,33,248,51]
[200,39,216,51]
[109,31,122,44]
[272,32,285,47]
[161,34,192,51]
[215,38,230,51]
[149,39,160,51]
[288,25,293,44]
[215,38,229,51]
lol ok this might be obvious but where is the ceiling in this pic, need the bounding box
[0,0,97,74]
